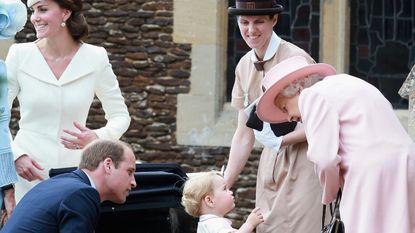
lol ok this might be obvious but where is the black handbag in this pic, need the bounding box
[321,189,345,233]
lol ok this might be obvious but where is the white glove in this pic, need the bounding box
[253,122,283,151]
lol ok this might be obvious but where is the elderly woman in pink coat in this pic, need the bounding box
[256,56,415,233]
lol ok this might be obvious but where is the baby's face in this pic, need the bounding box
[211,175,235,215]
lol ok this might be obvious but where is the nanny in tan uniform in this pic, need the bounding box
[224,1,325,232]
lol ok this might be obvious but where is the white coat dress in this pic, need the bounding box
[6,42,131,200]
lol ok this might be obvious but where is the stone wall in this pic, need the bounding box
[11,0,258,227]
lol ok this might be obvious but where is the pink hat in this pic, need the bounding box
[257,56,336,123]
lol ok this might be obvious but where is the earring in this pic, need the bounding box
[61,21,66,27]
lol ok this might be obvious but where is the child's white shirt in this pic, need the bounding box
[197,214,236,233]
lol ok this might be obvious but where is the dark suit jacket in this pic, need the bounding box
[2,169,101,233]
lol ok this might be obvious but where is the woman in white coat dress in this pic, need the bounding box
[6,0,130,201]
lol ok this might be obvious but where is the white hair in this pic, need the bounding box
[280,73,325,97]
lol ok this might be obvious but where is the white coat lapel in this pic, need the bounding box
[19,43,59,86]
[59,44,94,86]
[18,43,94,86]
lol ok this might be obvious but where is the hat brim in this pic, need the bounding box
[257,63,336,123]
[228,5,283,15]
[27,0,41,7]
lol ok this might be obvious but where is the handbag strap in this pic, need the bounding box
[321,202,334,228]
[321,188,342,228]
[333,188,342,219]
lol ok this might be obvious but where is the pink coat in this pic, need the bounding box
[299,74,415,233]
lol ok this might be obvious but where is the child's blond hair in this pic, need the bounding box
[181,171,222,217]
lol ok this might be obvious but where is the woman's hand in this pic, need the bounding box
[280,125,306,146]
[15,155,44,181]
[3,188,16,216]
[61,122,98,150]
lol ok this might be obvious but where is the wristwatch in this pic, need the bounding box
[1,184,14,191]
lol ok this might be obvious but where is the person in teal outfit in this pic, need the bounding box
[0,0,27,226]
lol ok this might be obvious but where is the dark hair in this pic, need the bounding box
[79,140,131,171]
[55,0,88,41]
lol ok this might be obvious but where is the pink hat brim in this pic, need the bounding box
[257,63,336,123]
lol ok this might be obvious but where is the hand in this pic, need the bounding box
[246,207,264,228]
[3,188,16,216]
[15,155,44,181]
[280,126,306,146]
[61,122,98,150]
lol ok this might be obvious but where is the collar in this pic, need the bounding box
[199,214,222,222]
[250,31,281,63]
[19,42,94,86]
[84,171,97,189]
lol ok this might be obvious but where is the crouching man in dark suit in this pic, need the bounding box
[2,139,137,233]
